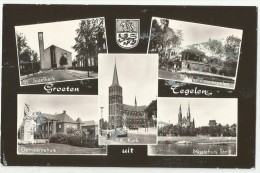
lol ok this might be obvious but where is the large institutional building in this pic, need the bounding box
[108,62,151,129]
[19,110,98,139]
[177,104,195,128]
[38,32,72,70]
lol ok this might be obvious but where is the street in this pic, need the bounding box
[20,69,98,85]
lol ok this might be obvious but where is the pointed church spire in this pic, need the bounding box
[187,102,191,118]
[112,59,119,85]
[135,95,137,107]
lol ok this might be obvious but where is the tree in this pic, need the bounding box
[224,35,241,62]
[16,32,40,63]
[144,100,157,119]
[149,19,183,53]
[72,18,106,73]
[204,38,224,60]
[60,55,68,66]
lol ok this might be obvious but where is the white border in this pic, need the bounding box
[15,17,108,87]
[16,94,108,156]
[0,2,258,173]
[148,97,238,157]
[147,17,243,90]
[97,53,158,146]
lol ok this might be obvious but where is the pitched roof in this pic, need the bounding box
[42,113,59,120]
[123,104,147,112]
[55,111,76,123]
[82,120,98,126]
[44,44,72,54]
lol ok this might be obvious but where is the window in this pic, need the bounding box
[59,124,61,128]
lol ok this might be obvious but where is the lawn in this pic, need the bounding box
[158,136,236,144]
[18,143,106,155]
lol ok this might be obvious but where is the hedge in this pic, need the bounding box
[49,128,98,148]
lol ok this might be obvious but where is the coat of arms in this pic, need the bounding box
[116,19,140,49]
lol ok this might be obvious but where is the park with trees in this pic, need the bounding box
[149,18,242,77]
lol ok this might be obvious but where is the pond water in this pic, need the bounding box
[149,143,236,156]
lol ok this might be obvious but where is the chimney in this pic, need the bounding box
[38,32,44,70]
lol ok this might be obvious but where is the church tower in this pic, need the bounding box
[108,60,123,129]
[187,103,191,122]
[178,104,182,127]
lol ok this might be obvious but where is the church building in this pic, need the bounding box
[177,103,195,128]
[38,32,72,70]
[108,62,149,129]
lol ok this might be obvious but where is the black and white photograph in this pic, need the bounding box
[148,17,243,90]
[17,94,106,155]
[148,98,237,156]
[15,17,107,86]
[98,54,158,145]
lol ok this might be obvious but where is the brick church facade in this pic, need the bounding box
[108,62,150,129]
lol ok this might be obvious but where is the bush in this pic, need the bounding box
[60,56,68,66]
[49,133,69,144]
[211,66,217,74]
[49,128,99,148]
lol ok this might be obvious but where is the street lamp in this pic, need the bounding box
[100,107,104,136]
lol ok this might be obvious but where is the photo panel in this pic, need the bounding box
[17,94,107,155]
[148,98,237,156]
[98,53,158,145]
[15,17,108,87]
[148,17,243,90]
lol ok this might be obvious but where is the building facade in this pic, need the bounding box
[108,62,151,129]
[38,32,72,70]
[177,104,195,128]
[27,111,98,138]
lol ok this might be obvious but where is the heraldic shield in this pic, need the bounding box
[116,19,140,49]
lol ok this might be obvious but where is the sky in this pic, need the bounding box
[98,54,158,121]
[158,98,237,127]
[17,94,99,128]
[15,17,106,61]
[151,17,243,47]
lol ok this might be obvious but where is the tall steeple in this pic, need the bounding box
[108,58,123,129]
[135,95,137,107]
[178,104,182,126]
[112,59,119,85]
[187,102,191,121]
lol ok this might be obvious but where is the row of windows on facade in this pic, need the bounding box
[109,110,145,117]
[109,98,122,103]
[110,117,146,121]
[40,124,77,130]
[77,57,95,67]
[109,88,122,93]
